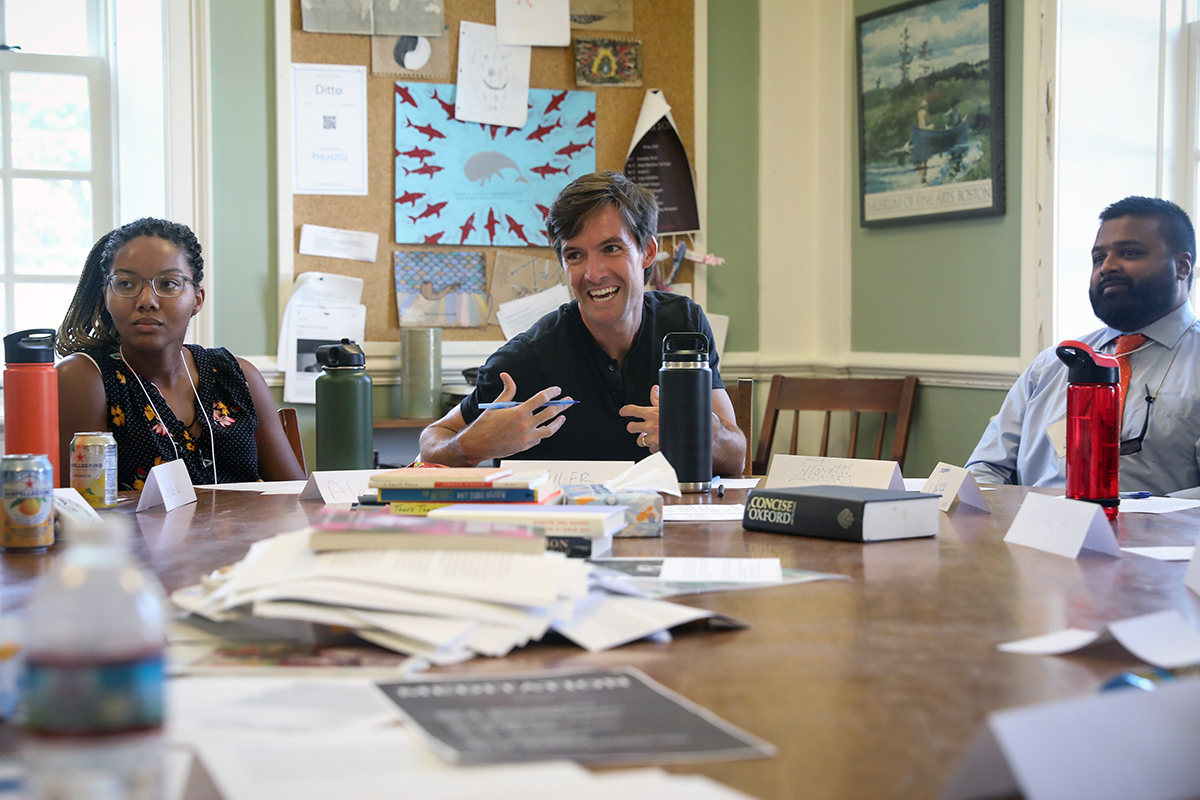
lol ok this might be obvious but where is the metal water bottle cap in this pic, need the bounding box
[661,332,710,367]
[316,338,366,369]
[3,329,56,364]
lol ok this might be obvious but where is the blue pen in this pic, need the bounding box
[1119,491,1153,499]
[479,399,579,409]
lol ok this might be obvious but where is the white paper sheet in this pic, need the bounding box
[662,504,746,522]
[1107,609,1200,669]
[921,462,990,513]
[292,63,368,195]
[276,272,364,405]
[1120,546,1194,561]
[453,21,531,128]
[496,284,570,339]
[495,0,570,45]
[298,469,389,503]
[1117,496,1200,514]
[551,592,722,652]
[712,478,761,490]
[298,224,379,263]
[996,628,1101,655]
[604,452,680,496]
[658,558,781,583]
[283,303,367,404]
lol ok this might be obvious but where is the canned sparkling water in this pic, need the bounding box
[70,432,118,509]
[1,454,54,551]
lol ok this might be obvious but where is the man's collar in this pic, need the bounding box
[1101,302,1197,350]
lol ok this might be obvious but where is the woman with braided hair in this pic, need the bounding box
[56,218,305,489]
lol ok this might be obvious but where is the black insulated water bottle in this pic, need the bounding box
[659,332,712,493]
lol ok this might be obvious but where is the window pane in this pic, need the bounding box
[12,283,77,337]
[11,73,91,171]
[13,178,92,275]
[5,0,89,57]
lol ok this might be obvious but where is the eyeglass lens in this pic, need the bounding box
[108,275,189,298]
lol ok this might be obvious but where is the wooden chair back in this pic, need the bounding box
[723,378,755,477]
[278,407,306,474]
[752,375,918,475]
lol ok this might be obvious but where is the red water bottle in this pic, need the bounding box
[4,329,60,485]
[1055,340,1120,519]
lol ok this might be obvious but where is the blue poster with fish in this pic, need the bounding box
[394,82,596,247]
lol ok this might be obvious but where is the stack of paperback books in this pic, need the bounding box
[366,467,625,557]
[369,467,561,514]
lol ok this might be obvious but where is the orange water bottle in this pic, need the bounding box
[4,329,60,485]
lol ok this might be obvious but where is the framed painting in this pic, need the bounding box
[856,0,1005,227]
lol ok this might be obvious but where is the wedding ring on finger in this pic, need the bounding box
[639,433,648,447]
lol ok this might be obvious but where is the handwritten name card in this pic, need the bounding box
[763,454,903,491]
[921,462,991,513]
[298,469,389,504]
[136,458,197,512]
[499,460,634,487]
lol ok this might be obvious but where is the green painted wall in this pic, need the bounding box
[706,0,760,352]
[210,0,278,354]
[850,0,1022,358]
[902,385,1005,477]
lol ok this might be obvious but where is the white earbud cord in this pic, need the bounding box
[119,347,218,484]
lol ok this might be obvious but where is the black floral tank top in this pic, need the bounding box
[80,345,261,489]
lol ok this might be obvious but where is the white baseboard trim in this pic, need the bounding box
[247,343,1019,393]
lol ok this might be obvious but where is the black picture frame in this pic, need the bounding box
[856,0,1005,227]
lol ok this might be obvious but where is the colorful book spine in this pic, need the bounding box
[377,487,541,503]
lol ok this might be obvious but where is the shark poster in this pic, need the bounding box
[394,81,596,247]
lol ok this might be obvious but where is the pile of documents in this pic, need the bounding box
[171,528,745,667]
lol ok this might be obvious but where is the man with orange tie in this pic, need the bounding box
[967,196,1200,494]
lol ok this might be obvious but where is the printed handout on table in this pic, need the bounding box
[292,64,367,196]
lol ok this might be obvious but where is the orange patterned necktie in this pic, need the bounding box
[1115,333,1148,414]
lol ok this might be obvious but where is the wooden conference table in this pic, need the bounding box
[2,485,1199,800]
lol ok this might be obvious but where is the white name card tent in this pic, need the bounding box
[499,460,634,487]
[136,458,197,512]
[763,454,903,491]
[940,676,1200,800]
[1002,492,1120,559]
[921,462,991,513]
[298,470,391,504]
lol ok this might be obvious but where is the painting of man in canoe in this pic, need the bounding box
[856,0,1005,226]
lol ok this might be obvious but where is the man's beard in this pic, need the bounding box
[1089,267,1178,331]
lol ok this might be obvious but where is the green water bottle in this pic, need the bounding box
[315,339,374,470]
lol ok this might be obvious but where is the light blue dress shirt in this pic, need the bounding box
[966,302,1200,494]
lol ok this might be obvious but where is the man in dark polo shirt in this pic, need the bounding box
[419,171,746,475]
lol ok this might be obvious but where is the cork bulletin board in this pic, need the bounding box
[289,0,696,342]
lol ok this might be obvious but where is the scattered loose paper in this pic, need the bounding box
[662,505,746,522]
[292,64,368,195]
[552,593,736,653]
[1003,492,1120,558]
[712,477,761,490]
[658,558,781,584]
[995,610,1200,669]
[298,224,379,263]
[454,22,531,128]
[1117,496,1200,514]
[497,284,571,339]
[997,628,1101,656]
[1120,546,1193,561]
